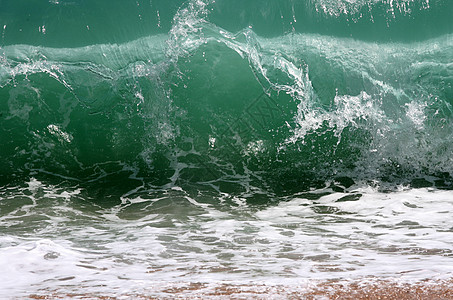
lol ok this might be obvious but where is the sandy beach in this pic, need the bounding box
[28,279,453,299]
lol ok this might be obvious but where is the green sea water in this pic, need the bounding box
[1,0,453,199]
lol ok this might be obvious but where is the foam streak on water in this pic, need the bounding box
[1,179,452,297]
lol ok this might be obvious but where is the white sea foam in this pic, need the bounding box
[1,180,452,297]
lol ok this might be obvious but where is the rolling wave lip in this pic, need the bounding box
[1,28,451,85]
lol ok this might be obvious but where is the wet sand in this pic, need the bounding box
[28,278,453,299]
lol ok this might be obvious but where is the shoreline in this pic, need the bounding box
[27,278,453,299]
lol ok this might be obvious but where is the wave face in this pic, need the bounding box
[1,0,452,197]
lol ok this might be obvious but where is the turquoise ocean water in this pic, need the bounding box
[1,0,453,297]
